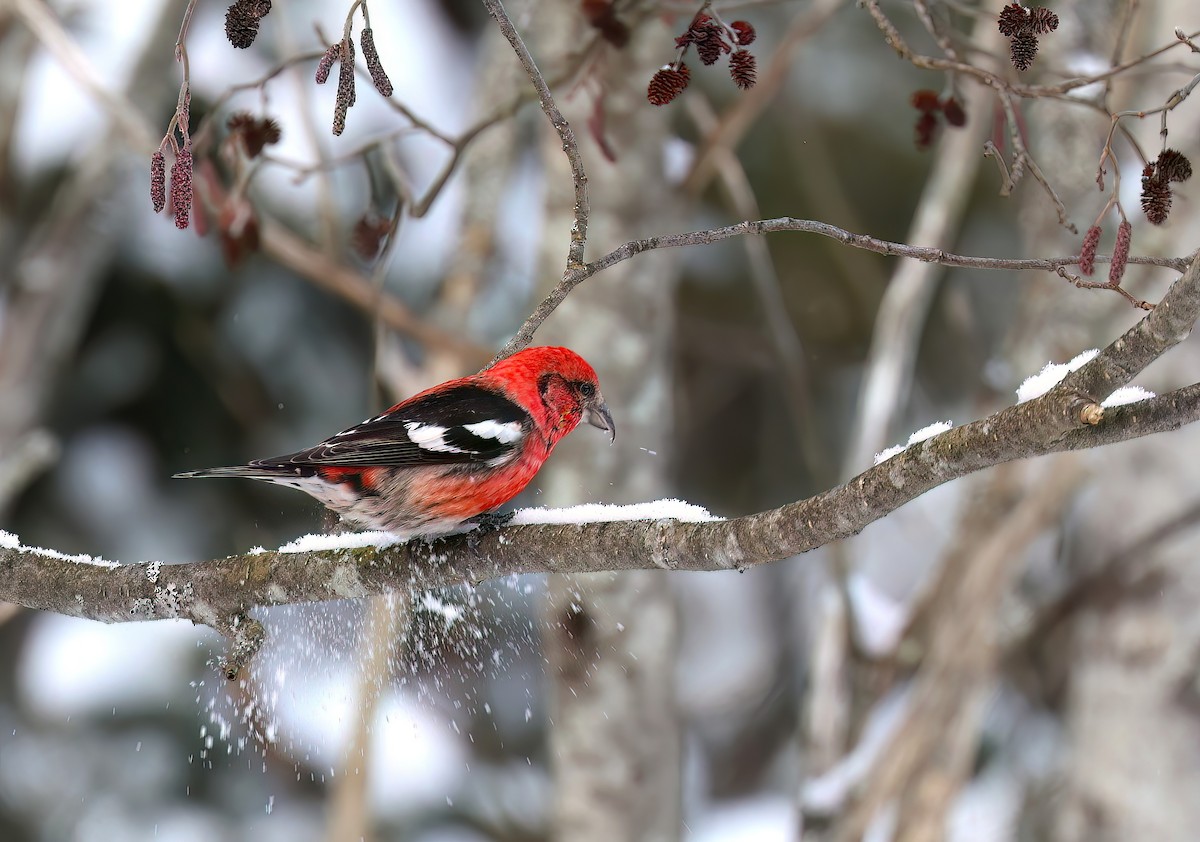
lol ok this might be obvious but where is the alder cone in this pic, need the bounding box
[1009,32,1038,71]
[647,66,689,106]
[729,50,757,90]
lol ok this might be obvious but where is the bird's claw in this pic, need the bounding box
[465,510,515,550]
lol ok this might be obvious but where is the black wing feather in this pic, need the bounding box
[256,385,530,469]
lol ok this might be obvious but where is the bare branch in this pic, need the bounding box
[483,0,590,362]
[503,217,1189,347]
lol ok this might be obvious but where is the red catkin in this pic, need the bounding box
[360,28,393,98]
[150,150,166,213]
[315,42,340,85]
[170,147,193,230]
[1079,225,1101,276]
[1108,221,1132,285]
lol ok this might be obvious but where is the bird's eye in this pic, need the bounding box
[577,381,596,399]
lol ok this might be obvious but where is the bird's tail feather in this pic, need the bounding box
[173,464,296,480]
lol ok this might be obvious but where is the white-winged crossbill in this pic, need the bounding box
[175,346,614,537]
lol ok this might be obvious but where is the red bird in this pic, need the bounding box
[175,346,614,537]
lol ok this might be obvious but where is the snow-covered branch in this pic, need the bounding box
[4,247,1200,675]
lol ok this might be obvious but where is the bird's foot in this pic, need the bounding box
[465,510,515,550]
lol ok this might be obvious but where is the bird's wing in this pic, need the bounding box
[255,384,531,469]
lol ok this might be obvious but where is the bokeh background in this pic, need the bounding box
[2,0,1199,840]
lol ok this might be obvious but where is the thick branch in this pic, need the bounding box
[4,380,1200,629]
[4,253,1200,661]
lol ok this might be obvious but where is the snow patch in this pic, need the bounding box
[1016,349,1098,403]
[0,530,118,567]
[908,420,952,444]
[512,498,721,525]
[873,421,954,466]
[873,444,906,465]
[1102,385,1156,407]
[1016,350,1156,408]
[277,531,403,553]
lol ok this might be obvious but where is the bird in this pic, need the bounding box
[174,346,614,537]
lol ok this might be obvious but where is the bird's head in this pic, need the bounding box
[491,346,615,444]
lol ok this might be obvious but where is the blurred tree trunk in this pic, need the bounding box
[525,3,685,839]
[1009,1,1200,839]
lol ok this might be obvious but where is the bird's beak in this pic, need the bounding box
[586,396,616,443]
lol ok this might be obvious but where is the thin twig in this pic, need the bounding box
[499,216,1187,356]
[482,0,589,269]
[685,95,827,478]
[862,1,1200,100]
[913,0,960,63]
[1056,266,1152,310]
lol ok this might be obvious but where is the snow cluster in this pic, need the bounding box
[271,499,722,554]
[873,420,954,466]
[1016,349,1099,402]
[0,529,118,567]
[512,499,722,525]
[1016,349,1157,407]
[1100,385,1157,407]
[277,530,405,553]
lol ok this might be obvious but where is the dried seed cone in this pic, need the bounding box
[150,150,166,213]
[696,37,724,66]
[729,49,757,89]
[647,65,689,106]
[997,3,1028,37]
[1009,31,1039,71]
[1108,221,1132,285]
[1141,165,1173,225]
[224,1,260,49]
[360,28,393,97]
[1157,148,1193,183]
[227,113,281,158]
[1029,7,1059,34]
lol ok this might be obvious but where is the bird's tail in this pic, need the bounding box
[173,463,299,480]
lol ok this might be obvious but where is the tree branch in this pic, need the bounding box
[3,251,1199,674]
[500,216,1190,349]
[3,378,1199,664]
